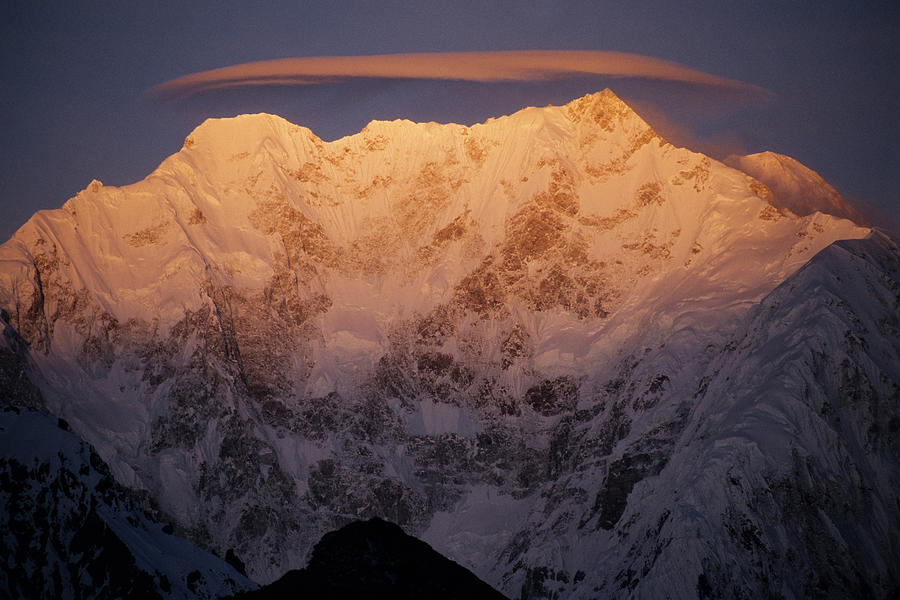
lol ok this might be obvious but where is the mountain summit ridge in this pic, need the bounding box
[1,90,895,598]
[0,90,864,328]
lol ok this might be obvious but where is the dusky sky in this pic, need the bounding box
[2,1,897,241]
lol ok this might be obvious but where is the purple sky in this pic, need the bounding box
[2,1,897,241]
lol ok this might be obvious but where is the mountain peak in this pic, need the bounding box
[725,151,866,224]
[563,88,652,132]
[182,112,321,153]
[177,89,651,158]
[1,90,866,332]
[568,87,628,108]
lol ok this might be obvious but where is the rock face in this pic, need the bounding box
[237,517,508,599]
[0,311,43,410]
[0,89,896,598]
[0,408,256,599]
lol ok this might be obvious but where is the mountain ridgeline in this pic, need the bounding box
[0,90,897,599]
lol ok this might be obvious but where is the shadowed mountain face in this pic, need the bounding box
[0,408,256,599]
[236,517,508,600]
[0,90,897,598]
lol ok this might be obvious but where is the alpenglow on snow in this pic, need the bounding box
[0,90,897,599]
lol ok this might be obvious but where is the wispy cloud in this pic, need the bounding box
[150,50,770,99]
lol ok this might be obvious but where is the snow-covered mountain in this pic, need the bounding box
[489,230,899,598]
[725,151,866,225]
[0,407,256,599]
[0,89,896,598]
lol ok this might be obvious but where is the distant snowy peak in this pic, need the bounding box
[725,151,865,224]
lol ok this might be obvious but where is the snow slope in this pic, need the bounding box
[488,230,899,598]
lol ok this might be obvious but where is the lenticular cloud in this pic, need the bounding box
[151,50,768,99]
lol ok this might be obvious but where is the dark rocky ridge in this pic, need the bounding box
[0,408,256,599]
[233,517,508,600]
